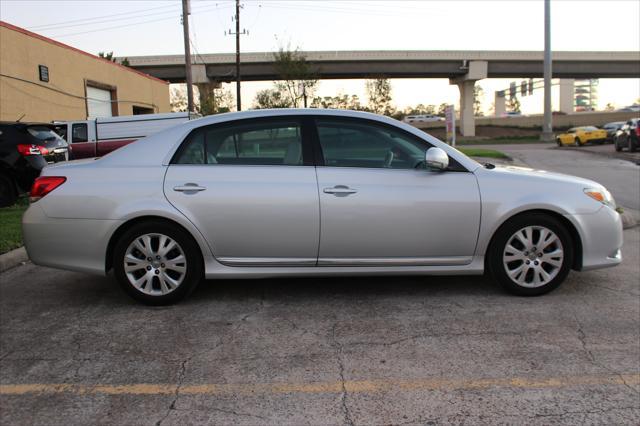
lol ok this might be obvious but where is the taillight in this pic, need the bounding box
[17,144,41,156]
[16,144,48,156]
[30,176,66,203]
[635,127,640,137]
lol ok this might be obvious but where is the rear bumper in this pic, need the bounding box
[22,203,121,275]
[566,206,623,271]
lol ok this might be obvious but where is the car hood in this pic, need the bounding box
[488,164,604,188]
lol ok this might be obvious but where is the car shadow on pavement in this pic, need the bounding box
[187,274,503,305]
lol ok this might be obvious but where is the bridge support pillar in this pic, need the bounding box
[457,80,476,137]
[559,79,575,114]
[449,61,487,137]
[494,91,506,117]
[195,82,222,113]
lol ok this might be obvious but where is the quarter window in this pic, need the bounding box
[316,119,430,169]
[174,121,303,166]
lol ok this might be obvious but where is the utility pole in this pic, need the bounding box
[182,0,194,112]
[228,0,247,111]
[540,0,553,141]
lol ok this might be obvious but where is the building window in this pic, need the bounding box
[38,65,49,82]
[132,105,154,115]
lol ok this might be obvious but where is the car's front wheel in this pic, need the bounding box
[489,213,573,296]
[556,138,562,147]
[113,221,203,305]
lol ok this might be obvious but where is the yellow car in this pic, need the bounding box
[556,126,608,146]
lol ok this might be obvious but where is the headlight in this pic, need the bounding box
[584,187,615,208]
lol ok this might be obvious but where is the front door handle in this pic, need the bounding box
[323,185,357,196]
[173,183,206,193]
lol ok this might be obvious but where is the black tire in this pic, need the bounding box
[113,220,203,305]
[630,137,637,153]
[0,174,17,208]
[488,213,574,296]
[574,137,582,147]
[556,138,562,147]
[615,138,622,152]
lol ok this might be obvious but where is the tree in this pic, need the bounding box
[365,78,394,116]
[310,94,368,111]
[437,103,449,117]
[473,85,484,117]
[253,88,294,109]
[507,96,521,113]
[604,103,615,111]
[403,104,436,116]
[170,86,188,112]
[197,83,235,115]
[273,47,318,107]
[98,51,130,66]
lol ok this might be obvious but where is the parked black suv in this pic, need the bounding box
[614,118,639,152]
[0,122,69,207]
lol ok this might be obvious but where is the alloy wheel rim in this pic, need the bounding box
[502,226,564,288]
[124,233,187,295]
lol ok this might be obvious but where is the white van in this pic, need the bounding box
[403,114,443,123]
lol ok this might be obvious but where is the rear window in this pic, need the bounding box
[26,126,64,142]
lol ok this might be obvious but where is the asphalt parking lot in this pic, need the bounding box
[1,226,639,425]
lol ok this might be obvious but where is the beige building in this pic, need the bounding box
[0,21,170,123]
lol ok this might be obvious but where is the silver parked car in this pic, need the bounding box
[22,109,623,304]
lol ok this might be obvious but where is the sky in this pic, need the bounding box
[1,0,639,112]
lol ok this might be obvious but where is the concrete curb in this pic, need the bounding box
[0,247,29,273]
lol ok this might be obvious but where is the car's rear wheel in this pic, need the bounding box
[113,221,202,305]
[630,137,637,153]
[0,174,17,208]
[574,137,582,147]
[488,213,573,296]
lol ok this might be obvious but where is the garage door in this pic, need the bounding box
[86,86,113,118]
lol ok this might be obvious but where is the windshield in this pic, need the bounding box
[27,126,65,142]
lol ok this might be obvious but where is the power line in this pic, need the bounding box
[0,73,159,110]
[27,3,180,30]
[28,6,184,32]
[47,4,231,39]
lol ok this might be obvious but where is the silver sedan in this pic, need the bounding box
[22,109,623,304]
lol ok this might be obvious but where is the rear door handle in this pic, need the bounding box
[323,185,357,196]
[173,183,206,193]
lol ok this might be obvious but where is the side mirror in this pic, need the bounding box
[425,147,449,171]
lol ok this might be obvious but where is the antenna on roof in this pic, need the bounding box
[16,113,26,122]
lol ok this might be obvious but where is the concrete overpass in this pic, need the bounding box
[126,50,640,136]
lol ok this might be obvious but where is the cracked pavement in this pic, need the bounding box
[1,227,638,425]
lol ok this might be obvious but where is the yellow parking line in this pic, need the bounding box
[1,374,638,396]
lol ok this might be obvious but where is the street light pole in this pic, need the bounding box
[541,0,553,141]
[182,0,194,113]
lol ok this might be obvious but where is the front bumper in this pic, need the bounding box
[566,205,623,271]
[22,202,121,275]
